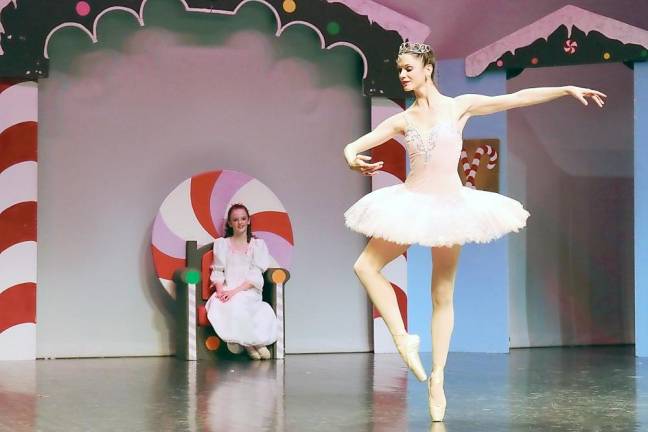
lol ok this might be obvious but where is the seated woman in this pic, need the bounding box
[206,203,279,360]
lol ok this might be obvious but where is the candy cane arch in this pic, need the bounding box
[460,144,498,189]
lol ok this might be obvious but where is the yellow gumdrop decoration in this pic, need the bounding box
[283,0,296,13]
[272,270,287,284]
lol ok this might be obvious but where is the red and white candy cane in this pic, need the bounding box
[460,144,498,188]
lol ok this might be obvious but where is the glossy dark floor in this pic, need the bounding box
[1,346,646,432]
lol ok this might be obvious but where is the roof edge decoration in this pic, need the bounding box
[465,5,648,78]
[0,0,430,97]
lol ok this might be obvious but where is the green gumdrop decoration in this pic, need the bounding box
[327,22,341,35]
[185,269,201,284]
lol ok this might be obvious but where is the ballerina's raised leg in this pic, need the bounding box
[353,237,427,382]
[428,244,461,421]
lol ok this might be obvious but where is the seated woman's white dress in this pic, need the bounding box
[206,237,278,347]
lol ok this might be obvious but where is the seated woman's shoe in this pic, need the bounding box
[393,334,427,382]
[428,371,447,422]
[246,346,261,360]
[256,346,272,360]
[227,342,243,354]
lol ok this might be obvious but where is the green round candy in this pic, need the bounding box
[327,22,341,35]
[185,269,201,285]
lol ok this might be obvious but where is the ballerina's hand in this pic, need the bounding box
[349,155,384,176]
[568,86,607,107]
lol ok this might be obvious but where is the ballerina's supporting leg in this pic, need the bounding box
[353,237,427,381]
[428,244,461,421]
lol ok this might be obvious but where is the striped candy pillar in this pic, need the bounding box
[274,280,285,359]
[265,268,289,359]
[186,282,197,361]
[0,80,38,360]
[176,241,216,362]
[369,97,407,353]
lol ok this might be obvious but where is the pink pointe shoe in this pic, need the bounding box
[394,334,427,382]
[428,370,446,422]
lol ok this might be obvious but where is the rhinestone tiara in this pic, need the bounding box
[398,42,431,55]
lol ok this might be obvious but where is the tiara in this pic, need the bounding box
[398,42,431,55]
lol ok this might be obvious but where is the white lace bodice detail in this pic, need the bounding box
[403,113,461,165]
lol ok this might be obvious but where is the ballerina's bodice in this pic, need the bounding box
[403,113,463,194]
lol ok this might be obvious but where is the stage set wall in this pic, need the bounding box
[4,0,648,359]
[507,63,635,349]
[35,1,372,358]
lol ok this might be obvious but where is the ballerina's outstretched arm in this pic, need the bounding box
[343,114,404,176]
[455,86,607,119]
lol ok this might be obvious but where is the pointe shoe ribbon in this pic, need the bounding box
[394,334,427,382]
[428,371,446,422]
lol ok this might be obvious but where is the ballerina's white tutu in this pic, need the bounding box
[344,114,530,247]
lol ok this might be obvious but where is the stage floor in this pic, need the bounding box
[0,346,645,431]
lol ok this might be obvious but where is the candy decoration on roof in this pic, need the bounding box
[564,39,578,54]
[0,0,430,97]
[466,5,648,78]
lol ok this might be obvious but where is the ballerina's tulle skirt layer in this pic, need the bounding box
[344,184,530,247]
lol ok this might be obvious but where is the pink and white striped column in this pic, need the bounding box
[370,97,407,353]
[0,80,38,360]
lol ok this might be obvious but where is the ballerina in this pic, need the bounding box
[343,41,606,421]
